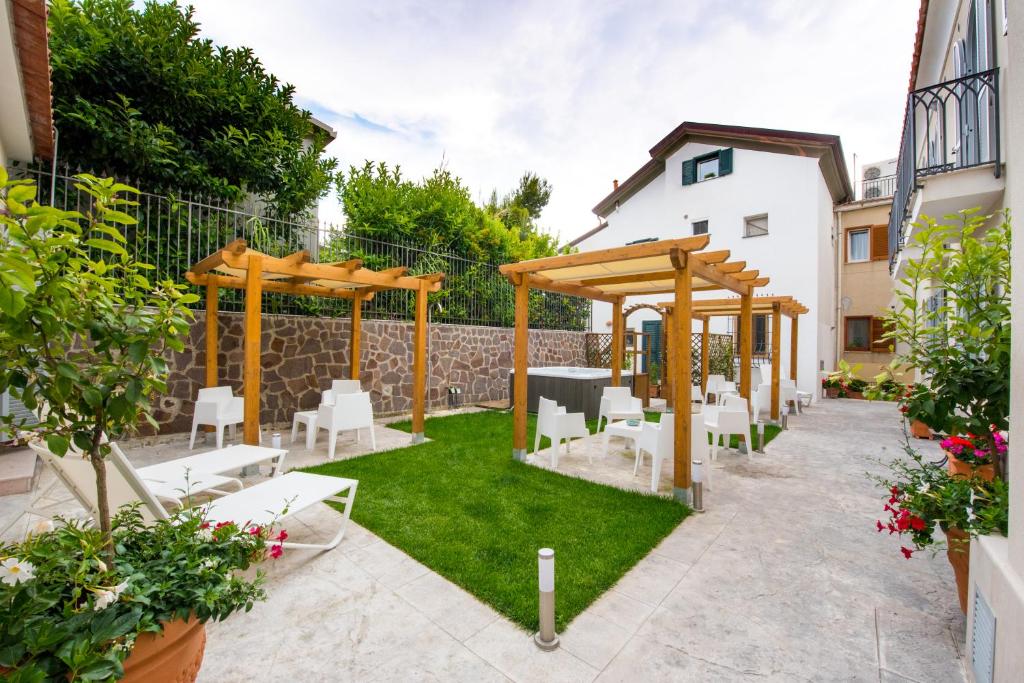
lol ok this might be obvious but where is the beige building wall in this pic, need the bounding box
[836,199,896,380]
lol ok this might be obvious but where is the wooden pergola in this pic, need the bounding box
[498,236,768,502]
[659,296,808,421]
[186,239,445,444]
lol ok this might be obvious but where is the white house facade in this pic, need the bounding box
[571,122,852,401]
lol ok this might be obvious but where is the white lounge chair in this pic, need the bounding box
[310,392,376,459]
[704,374,726,404]
[26,441,357,551]
[704,395,751,461]
[635,413,709,492]
[322,379,362,406]
[189,386,259,450]
[534,396,589,468]
[596,387,644,432]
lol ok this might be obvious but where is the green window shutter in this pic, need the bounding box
[682,159,696,185]
[718,148,733,176]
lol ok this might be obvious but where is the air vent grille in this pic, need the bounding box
[971,588,996,683]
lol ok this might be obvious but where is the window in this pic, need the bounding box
[844,316,871,351]
[753,314,768,354]
[847,229,870,262]
[744,214,768,238]
[846,225,888,262]
[692,219,709,235]
[682,148,733,185]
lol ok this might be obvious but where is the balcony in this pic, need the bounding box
[861,174,896,200]
[888,68,1001,270]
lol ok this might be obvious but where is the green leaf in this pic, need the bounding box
[45,434,70,456]
[98,209,137,226]
[84,239,128,257]
[82,386,103,409]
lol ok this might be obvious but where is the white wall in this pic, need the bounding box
[579,143,835,398]
[0,0,33,164]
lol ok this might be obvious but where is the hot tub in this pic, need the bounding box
[508,366,634,420]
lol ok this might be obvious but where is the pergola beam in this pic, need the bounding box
[499,234,711,275]
[527,274,621,304]
[187,272,366,300]
[218,250,442,292]
[190,238,246,276]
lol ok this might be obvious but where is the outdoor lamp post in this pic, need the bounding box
[534,547,559,650]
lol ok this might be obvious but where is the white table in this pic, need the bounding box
[292,410,319,448]
[138,444,288,504]
[604,420,644,459]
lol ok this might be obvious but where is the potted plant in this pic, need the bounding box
[940,429,1006,481]
[821,375,843,399]
[824,359,862,398]
[875,444,1008,613]
[863,361,904,402]
[0,172,273,679]
[896,384,936,439]
[882,209,1011,477]
[0,506,283,680]
[846,378,868,400]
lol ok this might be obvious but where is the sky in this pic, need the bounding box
[188,0,921,245]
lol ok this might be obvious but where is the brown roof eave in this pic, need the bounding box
[11,0,54,161]
[591,158,664,217]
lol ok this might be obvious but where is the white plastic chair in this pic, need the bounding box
[635,413,709,493]
[597,387,644,432]
[751,383,772,423]
[311,392,376,459]
[750,366,763,389]
[704,374,726,404]
[704,396,751,461]
[691,385,704,405]
[322,379,362,406]
[715,380,739,405]
[534,396,589,468]
[189,386,253,450]
[26,441,358,551]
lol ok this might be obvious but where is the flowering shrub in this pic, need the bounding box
[875,445,1008,559]
[940,429,1008,466]
[0,505,284,680]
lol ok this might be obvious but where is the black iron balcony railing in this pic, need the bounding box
[861,174,896,199]
[888,68,1001,270]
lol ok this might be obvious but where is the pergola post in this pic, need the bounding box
[512,276,530,461]
[739,289,753,401]
[790,316,799,382]
[771,302,782,421]
[243,256,262,446]
[700,317,710,395]
[350,294,362,381]
[660,309,669,397]
[664,308,674,409]
[411,282,427,443]
[611,299,623,386]
[204,277,219,433]
[671,254,693,503]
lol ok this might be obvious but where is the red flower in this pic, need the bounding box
[248,525,262,536]
[268,544,283,559]
[214,521,233,530]
[200,522,211,530]
[899,405,909,414]
[900,546,914,559]
[275,529,288,542]
[876,520,884,532]
[909,516,926,531]
[890,486,899,496]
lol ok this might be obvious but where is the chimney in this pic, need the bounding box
[613,179,619,190]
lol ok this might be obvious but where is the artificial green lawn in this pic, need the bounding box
[302,410,690,631]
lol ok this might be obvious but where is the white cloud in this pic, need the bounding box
[189,0,920,243]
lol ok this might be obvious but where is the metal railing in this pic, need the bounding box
[10,165,591,331]
[889,68,1001,269]
[861,174,896,200]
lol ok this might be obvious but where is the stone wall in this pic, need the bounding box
[154,312,586,434]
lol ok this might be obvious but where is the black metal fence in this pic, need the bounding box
[888,68,1000,269]
[861,174,896,200]
[10,165,590,331]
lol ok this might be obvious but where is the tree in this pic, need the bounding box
[0,172,196,559]
[47,0,337,217]
[485,172,554,242]
[885,209,1011,477]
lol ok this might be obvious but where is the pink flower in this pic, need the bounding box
[274,529,288,542]
[248,525,262,536]
[900,546,914,559]
[268,544,283,559]
[876,520,884,533]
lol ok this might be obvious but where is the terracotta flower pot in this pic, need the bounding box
[944,527,971,615]
[824,387,839,399]
[909,419,932,439]
[947,454,996,481]
[846,390,864,400]
[122,617,206,683]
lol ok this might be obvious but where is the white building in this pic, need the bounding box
[570,122,852,400]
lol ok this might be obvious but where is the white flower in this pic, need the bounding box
[30,519,55,536]
[197,526,214,541]
[0,557,36,586]
[92,581,129,611]
[96,558,108,573]
[201,558,218,570]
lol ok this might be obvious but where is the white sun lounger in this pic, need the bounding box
[22,442,357,551]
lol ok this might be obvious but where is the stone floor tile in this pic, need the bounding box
[582,589,656,635]
[611,553,691,606]
[876,606,967,683]
[396,570,502,641]
[464,618,599,683]
[559,610,632,670]
[346,537,431,589]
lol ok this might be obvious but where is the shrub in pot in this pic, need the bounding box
[875,445,1008,613]
[0,506,283,680]
[940,429,1006,481]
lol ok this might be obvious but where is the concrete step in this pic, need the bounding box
[0,448,40,496]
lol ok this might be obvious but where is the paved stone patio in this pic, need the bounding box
[0,400,966,681]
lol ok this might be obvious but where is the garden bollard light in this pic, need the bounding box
[271,432,282,450]
[534,548,559,650]
[756,422,765,453]
[781,413,789,430]
[691,460,705,512]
